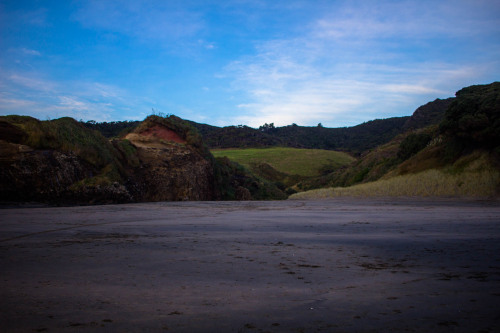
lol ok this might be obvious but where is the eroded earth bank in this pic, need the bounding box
[1,199,499,332]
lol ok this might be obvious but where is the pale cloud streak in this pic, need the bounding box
[226,52,489,127]
[0,70,142,122]
[1,0,498,126]
[313,0,500,40]
[223,1,500,127]
[19,48,42,56]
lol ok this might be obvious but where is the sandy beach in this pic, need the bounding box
[1,199,499,332]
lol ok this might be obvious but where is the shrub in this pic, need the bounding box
[398,133,432,161]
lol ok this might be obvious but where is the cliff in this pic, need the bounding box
[121,119,216,201]
[0,117,130,204]
[0,115,286,204]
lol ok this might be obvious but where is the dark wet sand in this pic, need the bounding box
[1,198,499,332]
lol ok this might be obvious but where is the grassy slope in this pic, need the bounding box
[290,82,500,199]
[290,170,498,199]
[1,115,125,186]
[211,147,356,177]
[1,116,117,165]
[290,150,499,199]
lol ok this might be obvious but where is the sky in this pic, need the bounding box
[1,0,499,128]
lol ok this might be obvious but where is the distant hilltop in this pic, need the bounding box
[80,98,452,154]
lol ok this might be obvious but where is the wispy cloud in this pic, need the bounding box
[1,0,498,127]
[313,0,500,40]
[0,70,144,122]
[19,48,42,56]
[226,52,490,127]
[8,73,56,92]
[222,1,500,127]
[0,96,38,110]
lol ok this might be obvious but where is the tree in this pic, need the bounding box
[259,123,275,132]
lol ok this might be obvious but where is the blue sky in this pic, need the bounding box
[1,0,499,128]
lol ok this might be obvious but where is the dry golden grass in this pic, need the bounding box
[291,148,500,200]
[289,168,499,199]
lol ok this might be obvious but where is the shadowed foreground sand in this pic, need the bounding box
[1,199,499,332]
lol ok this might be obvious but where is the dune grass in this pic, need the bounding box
[289,168,499,199]
[211,147,355,177]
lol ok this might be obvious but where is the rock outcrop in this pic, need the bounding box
[0,116,218,204]
[124,125,216,201]
[0,115,287,204]
[0,140,132,204]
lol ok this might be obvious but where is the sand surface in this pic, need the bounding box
[1,198,499,332]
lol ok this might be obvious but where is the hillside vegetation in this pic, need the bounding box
[291,151,499,199]
[2,82,498,202]
[192,117,410,154]
[212,148,355,177]
[82,120,140,138]
[1,116,117,168]
[291,82,500,199]
[83,97,452,155]
[0,114,287,203]
[211,147,355,192]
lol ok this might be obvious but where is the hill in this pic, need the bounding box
[212,148,355,177]
[212,147,355,191]
[190,117,411,154]
[0,115,286,204]
[402,98,454,131]
[82,99,452,155]
[78,93,454,197]
[2,82,497,202]
[187,98,453,154]
[81,120,140,138]
[83,117,414,154]
[291,82,500,198]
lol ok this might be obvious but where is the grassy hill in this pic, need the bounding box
[4,82,497,201]
[211,147,355,177]
[0,115,120,171]
[290,151,499,199]
[212,147,355,192]
[290,82,500,199]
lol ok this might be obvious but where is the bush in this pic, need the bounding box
[213,157,287,200]
[398,133,432,161]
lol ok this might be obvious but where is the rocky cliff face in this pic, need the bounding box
[0,140,132,204]
[1,140,85,202]
[124,127,216,201]
[0,116,218,204]
[0,115,288,204]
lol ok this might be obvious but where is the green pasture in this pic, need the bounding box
[211,147,355,177]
